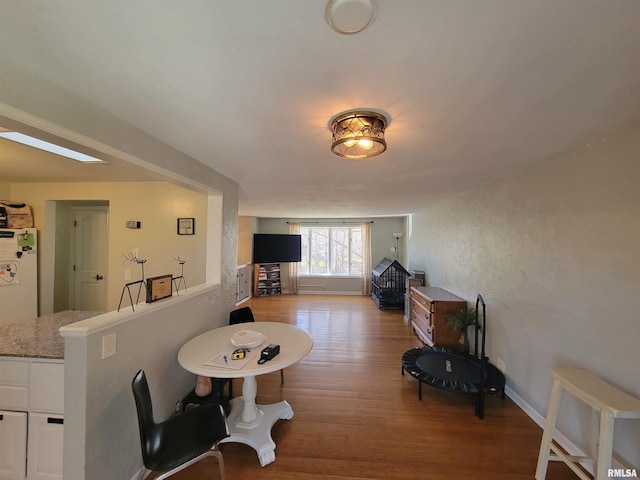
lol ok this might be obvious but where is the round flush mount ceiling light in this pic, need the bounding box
[330,110,388,159]
[325,0,378,35]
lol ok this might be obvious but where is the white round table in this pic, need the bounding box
[177,322,313,466]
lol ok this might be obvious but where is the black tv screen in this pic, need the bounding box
[253,234,302,264]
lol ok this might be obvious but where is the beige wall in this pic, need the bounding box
[407,120,640,467]
[0,181,9,199]
[11,181,209,311]
[237,215,254,266]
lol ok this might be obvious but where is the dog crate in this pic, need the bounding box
[371,257,410,309]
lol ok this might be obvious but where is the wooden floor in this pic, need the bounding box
[149,294,577,480]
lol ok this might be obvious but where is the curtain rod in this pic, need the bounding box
[286,221,374,224]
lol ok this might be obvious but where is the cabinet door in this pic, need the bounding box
[0,411,27,480]
[29,364,64,414]
[237,265,251,301]
[26,413,63,480]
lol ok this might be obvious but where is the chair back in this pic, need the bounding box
[229,306,255,325]
[131,369,157,466]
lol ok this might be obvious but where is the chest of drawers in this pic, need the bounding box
[409,287,467,350]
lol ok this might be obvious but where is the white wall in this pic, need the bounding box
[256,216,408,294]
[407,121,640,467]
[61,285,227,480]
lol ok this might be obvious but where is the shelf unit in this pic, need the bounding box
[254,263,281,296]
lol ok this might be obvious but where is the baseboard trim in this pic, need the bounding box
[296,290,363,295]
[130,466,150,480]
[505,385,594,474]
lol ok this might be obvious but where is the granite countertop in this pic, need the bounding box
[0,311,103,359]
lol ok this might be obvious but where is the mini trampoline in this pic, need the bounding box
[401,294,505,419]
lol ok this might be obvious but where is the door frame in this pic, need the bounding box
[68,204,109,311]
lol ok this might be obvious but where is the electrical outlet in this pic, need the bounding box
[496,357,506,374]
[102,333,117,359]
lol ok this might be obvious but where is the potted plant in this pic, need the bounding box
[445,307,477,354]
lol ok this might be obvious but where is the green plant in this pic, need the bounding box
[445,307,477,329]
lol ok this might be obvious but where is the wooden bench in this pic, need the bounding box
[535,366,640,480]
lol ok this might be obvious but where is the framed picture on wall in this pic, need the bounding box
[177,218,195,235]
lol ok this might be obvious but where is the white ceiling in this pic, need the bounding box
[1,1,640,218]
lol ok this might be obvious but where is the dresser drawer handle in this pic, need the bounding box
[47,417,64,425]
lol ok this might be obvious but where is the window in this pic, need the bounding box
[299,226,363,276]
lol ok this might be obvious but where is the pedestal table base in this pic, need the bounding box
[220,396,294,466]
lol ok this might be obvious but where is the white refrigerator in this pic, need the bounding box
[0,228,38,326]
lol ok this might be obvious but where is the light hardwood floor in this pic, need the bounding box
[150,294,576,480]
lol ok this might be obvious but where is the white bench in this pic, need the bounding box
[535,367,640,480]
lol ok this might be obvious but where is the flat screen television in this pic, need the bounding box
[253,234,302,264]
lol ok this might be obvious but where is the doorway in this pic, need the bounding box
[71,205,108,310]
[52,200,109,312]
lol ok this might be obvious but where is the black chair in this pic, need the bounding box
[131,369,229,480]
[227,306,284,399]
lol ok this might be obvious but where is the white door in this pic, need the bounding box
[72,207,108,311]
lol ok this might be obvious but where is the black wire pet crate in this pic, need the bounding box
[371,257,410,309]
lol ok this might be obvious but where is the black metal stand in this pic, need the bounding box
[118,279,146,312]
[118,254,147,311]
[172,260,187,295]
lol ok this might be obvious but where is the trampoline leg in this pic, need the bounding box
[418,381,422,400]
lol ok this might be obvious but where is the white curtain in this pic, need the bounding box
[288,222,300,294]
[361,222,372,296]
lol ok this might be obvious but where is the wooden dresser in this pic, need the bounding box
[409,287,467,350]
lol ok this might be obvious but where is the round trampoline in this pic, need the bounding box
[401,294,505,418]
[403,347,486,394]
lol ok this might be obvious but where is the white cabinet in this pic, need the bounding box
[0,359,64,480]
[236,264,251,302]
[26,414,63,480]
[28,364,64,414]
[0,411,27,480]
[0,361,29,412]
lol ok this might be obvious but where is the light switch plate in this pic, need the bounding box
[102,332,117,359]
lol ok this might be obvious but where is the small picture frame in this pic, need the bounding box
[146,274,173,303]
[177,218,195,235]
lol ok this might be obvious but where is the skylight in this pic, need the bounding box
[0,131,104,163]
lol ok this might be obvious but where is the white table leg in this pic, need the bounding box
[220,375,295,466]
[595,410,615,480]
[535,379,562,480]
[239,375,260,426]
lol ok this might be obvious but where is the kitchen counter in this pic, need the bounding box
[0,311,103,359]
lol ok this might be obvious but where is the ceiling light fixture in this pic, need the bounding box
[330,111,388,158]
[0,130,104,163]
